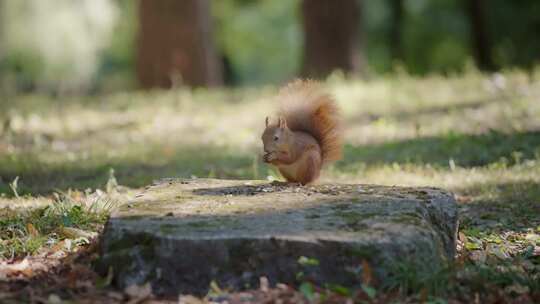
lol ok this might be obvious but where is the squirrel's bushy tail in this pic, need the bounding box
[278,80,343,164]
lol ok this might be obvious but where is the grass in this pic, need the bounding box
[0,193,113,259]
[1,68,539,302]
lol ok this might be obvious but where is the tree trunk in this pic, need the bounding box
[389,0,403,61]
[137,0,222,89]
[300,0,362,78]
[465,0,495,71]
[0,0,4,63]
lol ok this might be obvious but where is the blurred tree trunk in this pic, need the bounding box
[466,0,496,71]
[0,0,4,62]
[389,0,403,61]
[221,54,237,86]
[137,0,222,89]
[300,0,362,78]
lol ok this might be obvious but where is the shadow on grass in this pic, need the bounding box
[338,130,540,171]
[455,180,540,232]
[0,147,260,196]
[347,96,514,125]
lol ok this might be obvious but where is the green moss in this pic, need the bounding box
[107,232,156,252]
[185,221,215,229]
[159,223,180,234]
[122,215,147,220]
[345,246,380,259]
[391,214,424,226]
[331,209,380,231]
[177,217,245,232]
[331,204,352,211]
[414,191,431,202]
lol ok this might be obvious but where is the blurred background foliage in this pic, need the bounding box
[0,0,539,94]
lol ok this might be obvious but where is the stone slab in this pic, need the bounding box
[97,178,458,296]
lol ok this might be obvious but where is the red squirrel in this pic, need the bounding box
[261,80,343,185]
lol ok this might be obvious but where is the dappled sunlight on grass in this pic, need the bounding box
[0,71,539,300]
[1,71,539,196]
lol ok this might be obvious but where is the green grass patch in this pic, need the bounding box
[339,130,540,171]
[0,196,112,259]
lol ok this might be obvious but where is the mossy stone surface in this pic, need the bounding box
[98,178,458,296]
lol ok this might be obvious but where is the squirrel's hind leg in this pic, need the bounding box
[277,167,299,184]
[296,150,321,185]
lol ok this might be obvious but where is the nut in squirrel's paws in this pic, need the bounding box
[263,152,277,163]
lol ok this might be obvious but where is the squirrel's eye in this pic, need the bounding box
[273,135,279,141]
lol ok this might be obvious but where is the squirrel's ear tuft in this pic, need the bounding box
[278,116,288,129]
[265,116,270,127]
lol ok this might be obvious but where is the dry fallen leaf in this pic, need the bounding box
[50,240,66,254]
[259,276,269,292]
[456,195,473,204]
[57,227,98,239]
[26,223,39,237]
[47,294,62,304]
[361,259,372,286]
[125,282,152,303]
[0,258,30,280]
[458,231,467,242]
[178,295,205,304]
[107,291,125,301]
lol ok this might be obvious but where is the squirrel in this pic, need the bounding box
[261,80,343,185]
